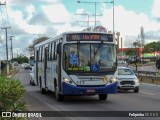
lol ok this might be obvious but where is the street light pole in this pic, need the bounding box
[95,2,96,27]
[75,13,90,27]
[113,0,115,35]
[77,0,113,27]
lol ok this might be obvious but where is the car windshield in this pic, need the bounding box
[118,68,134,75]
[63,43,116,73]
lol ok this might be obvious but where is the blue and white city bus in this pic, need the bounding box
[34,31,117,101]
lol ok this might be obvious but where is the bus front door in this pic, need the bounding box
[57,43,62,92]
[36,50,39,85]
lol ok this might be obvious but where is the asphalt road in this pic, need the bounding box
[13,66,160,120]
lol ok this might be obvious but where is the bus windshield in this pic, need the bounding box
[63,43,116,73]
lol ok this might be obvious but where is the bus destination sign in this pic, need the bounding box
[67,33,113,42]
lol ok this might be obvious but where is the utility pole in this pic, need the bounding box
[1,26,11,74]
[10,36,14,62]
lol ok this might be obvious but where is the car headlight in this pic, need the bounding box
[135,79,139,84]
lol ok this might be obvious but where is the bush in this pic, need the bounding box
[0,76,26,119]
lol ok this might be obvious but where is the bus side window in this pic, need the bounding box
[47,44,50,61]
[45,47,48,61]
[55,42,57,60]
[39,47,42,62]
[50,43,52,61]
[37,49,40,62]
[42,46,44,62]
[52,42,55,61]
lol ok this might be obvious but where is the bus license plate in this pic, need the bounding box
[86,90,95,93]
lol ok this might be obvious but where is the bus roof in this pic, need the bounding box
[34,31,113,48]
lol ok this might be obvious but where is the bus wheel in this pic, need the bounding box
[55,86,64,102]
[99,94,108,100]
[40,80,46,94]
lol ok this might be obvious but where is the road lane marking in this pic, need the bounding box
[30,93,76,120]
[140,91,155,95]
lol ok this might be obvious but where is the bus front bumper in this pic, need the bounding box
[62,82,117,95]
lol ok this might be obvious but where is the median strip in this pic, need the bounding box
[139,91,155,95]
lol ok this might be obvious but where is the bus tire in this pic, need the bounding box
[99,94,108,100]
[54,83,64,102]
[40,79,46,94]
[57,93,64,102]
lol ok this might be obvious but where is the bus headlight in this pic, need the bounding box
[64,78,69,83]
[109,78,117,83]
[112,78,117,83]
[63,78,76,86]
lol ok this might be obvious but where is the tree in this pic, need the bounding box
[133,40,143,48]
[28,36,49,53]
[125,49,135,56]
[12,55,29,63]
[142,41,160,53]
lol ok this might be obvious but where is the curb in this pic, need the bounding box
[7,68,19,78]
[140,82,160,88]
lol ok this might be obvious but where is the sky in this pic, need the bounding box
[0,0,160,60]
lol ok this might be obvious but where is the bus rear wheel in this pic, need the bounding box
[99,94,108,100]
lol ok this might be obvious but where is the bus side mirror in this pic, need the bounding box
[57,43,61,54]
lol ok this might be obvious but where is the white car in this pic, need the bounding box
[116,67,139,93]
[22,63,28,69]
[117,60,126,64]
[29,67,36,86]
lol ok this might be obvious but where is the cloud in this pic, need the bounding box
[101,5,156,35]
[7,0,59,5]
[145,30,160,40]
[100,5,160,47]
[7,5,47,35]
[41,4,70,23]
[152,0,160,20]
[26,5,35,21]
